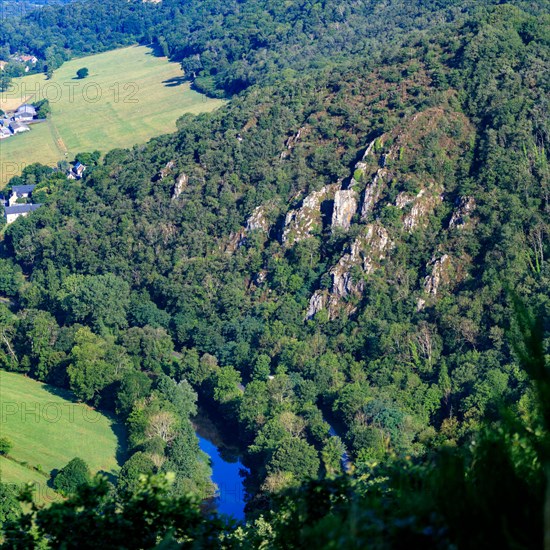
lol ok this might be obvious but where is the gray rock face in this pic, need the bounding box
[306,290,327,320]
[281,127,305,159]
[306,223,392,320]
[172,173,188,200]
[332,189,358,231]
[350,138,378,187]
[360,169,385,219]
[395,191,416,209]
[449,196,475,229]
[159,160,175,180]
[246,206,270,233]
[424,254,451,295]
[331,269,358,299]
[396,189,443,232]
[282,184,339,245]
[330,225,390,298]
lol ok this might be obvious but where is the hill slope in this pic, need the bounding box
[0,0,548,546]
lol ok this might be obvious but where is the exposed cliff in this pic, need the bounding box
[332,189,358,231]
[282,184,340,245]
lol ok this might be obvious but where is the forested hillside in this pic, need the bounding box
[1,0,548,96]
[0,0,549,548]
[0,0,72,20]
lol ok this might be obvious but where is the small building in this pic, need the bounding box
[8,184,36,206]
[17,104,36,115]
[13,112,34,122]
[0,127,11,140]
[9,121,30,134]
[14,104,36,121]
[4,204,42,225]
[68,162,87,180]
[15,55,38,65]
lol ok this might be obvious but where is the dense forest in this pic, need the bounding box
[0,0,72,20]
[0,0,549,547]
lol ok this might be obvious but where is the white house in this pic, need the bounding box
[68,162,87,180]
[4,204,42,225]
[14,104,36,122]
[8,184,36,206]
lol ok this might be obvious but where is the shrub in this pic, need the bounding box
[0,437,13,455]
[53,457,91,496]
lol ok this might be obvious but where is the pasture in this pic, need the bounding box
[0,46,224,185]
[0,370,123,504]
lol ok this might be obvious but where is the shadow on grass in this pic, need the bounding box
[145,43,168,58]
[47,468,58,489]
[162,76,187,87]
[41,382,128,468]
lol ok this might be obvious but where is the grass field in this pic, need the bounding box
[0,46,224,185]
[0,370,123,504]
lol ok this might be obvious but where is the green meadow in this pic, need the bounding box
[0,370,123,504]
[0,46,224,185]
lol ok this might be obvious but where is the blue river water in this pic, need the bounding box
[197,434,248,520]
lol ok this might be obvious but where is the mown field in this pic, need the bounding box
[0,46,224,185]
[0,370,122,504]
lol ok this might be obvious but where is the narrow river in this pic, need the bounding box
[194,409,350,520]
[195,416,248,520]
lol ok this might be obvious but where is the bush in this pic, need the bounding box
[53,457,91,496]
[0,437,13,455]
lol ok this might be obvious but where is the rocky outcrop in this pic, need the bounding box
[360,169,385,219]
[332,189,358,231]
[254,270,267,285]
[246,206,270,233]
[282,184,339,245]
[395,191,416,209]
[330,224,391,295]
[396,188,443,232]
[172,173,188,200]
[281,127,305,159]
[449,196,475,229]
[306,290,327,320]
[423,254,452,296]
[351,138,378,181]
[306,223,392,319]
[158,160,175,180]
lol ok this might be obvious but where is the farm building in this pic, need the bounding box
[9,121,30,134]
